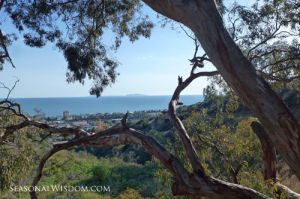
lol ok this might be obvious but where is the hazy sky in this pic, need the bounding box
[0,1,251,98]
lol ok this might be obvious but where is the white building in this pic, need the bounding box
[73,120,88,126]
[147,112,162,117]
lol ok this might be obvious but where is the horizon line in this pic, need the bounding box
[2,94,204,99]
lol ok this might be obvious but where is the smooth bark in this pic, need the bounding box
[142,0,300,180]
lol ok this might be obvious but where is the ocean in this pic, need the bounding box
[7,95,204,117]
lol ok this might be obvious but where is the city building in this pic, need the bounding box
[63,110,70,120]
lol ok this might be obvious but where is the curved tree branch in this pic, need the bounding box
[256,71,300,83]
[261,57,300,71]
[250,49,283,62]
[0,29,15,68]
[33,132,52,143]
[246,20,282,58]
[30,123,192,198]
[194,134,244,184]
[168,67,219,176]
[234,161,247,178]
[0,78,19,100]
[0,120,91,145]
[0,100,29,120]
[29,120,270,199]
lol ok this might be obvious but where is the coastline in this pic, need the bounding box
[8,95,204,117]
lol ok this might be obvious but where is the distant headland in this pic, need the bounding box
[125,94,148,97]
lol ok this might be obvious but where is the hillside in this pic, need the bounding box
[79,89,300,165]
[3,89,300,199]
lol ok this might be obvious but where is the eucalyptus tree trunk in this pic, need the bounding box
[142,0,300,180]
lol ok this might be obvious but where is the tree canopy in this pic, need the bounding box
[209,0,300,96]
[1,0,153,96]
[1,0,300,198]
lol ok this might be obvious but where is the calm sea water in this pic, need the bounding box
[7,95,203,117]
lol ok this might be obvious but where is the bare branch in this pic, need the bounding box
[190,54,211,75]
[81,0,106,45]
[260,57,300,71]
[179,24,211,72]
[0,29,15,68]
[167,68,219,175]
[256,71,300,83]
[247,23,282,58]
[121,111,129,130]
[234,161,247,177]
[0,120,91,145]
[249,49,281,62]
[0,78,19,100]
[178,23,194,40]
[33,132,52,143]
[227,10,240,40]
[195,135,240,184]
[0,100,29,121]
[193,38,199,59]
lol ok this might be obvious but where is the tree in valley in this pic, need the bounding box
[95,120,108,131]
[1,0,300,198]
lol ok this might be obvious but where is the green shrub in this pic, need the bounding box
[90,165,112,183]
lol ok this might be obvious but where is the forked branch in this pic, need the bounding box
[168,65,219,175]
[0,100,29,121]
[195,135,246,184]
[0,78,19,100]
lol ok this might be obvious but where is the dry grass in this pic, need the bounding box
[278,162,300,193]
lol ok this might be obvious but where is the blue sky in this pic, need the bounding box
[0,1,252,98]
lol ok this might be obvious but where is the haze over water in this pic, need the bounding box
[8,95,204,117]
